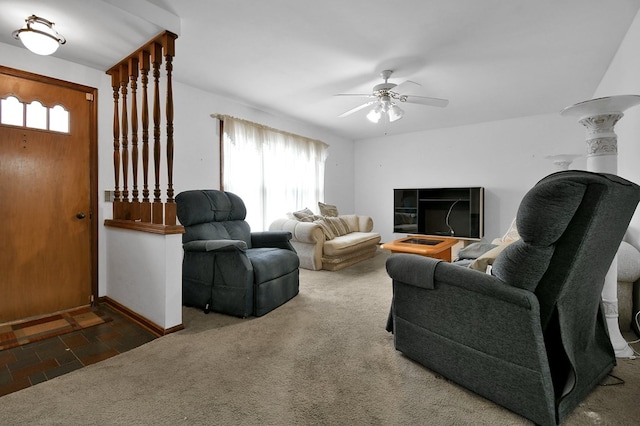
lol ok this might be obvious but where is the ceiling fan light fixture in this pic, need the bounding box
[388,104,404,122]
[336,69,448,124]
[367,105,383,123]
[380,95,392,111]
[12,15,66,55]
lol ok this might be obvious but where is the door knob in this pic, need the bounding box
[76,212,86,219]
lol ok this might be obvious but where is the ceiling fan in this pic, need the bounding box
[336,70,449,123]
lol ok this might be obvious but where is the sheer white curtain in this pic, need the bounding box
[221,116,328,231]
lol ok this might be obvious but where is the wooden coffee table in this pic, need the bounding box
[381,235,459,262]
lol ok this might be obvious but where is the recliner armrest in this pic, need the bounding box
[386,254,441,289]
[183,239,248,252]
[251,231,294,250]
[434,262,534,307]
[387,254,534,308]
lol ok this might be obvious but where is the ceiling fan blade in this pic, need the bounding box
[392,80,421,94]
[338,100,377,118]
[335,93,374,98]
[402,95,449,108]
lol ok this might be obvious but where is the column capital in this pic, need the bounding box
[578,113,623,135]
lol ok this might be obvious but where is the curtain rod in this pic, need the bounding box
[211,113,328,148]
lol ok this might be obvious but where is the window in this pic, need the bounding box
[26,101,47,130]
[49,105,70,133]
[220,116,328,231]
[0,96,23,126]
[0,95,69,133]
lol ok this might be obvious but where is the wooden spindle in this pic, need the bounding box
[119,63,130,219]
[164,33,176,225]
[111,70,123,219]
[129,57,140,221]
[151,42,163,225]
[139,50,151,222]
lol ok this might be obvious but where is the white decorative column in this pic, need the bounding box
[561,95,640,358]
[544,154,581,171]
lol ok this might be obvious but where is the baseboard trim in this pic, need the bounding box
[99,296,184,337]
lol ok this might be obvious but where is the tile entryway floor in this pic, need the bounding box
[0,305,157,397]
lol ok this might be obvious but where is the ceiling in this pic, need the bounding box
[1,0,639,140]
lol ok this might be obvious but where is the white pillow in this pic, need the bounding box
[318,202,339,217]
[469,242,512,273]
[492,218,520,245]
[292,208,321,222]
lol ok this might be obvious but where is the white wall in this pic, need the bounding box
[106,229,182,329]
[592,8,640,248]
[354,113,585,243]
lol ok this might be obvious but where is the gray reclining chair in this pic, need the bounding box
[386,170,640,426]
[176,190,299,317]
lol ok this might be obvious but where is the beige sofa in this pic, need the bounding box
[269,212,381,271]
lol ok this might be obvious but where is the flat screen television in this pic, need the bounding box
[394,187,484,240]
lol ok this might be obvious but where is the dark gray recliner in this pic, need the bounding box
[176,190,299,317]
[386,170,640,426]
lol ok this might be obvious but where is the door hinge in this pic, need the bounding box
[86,93,94,101]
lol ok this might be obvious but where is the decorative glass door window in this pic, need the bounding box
[0,95,69,133]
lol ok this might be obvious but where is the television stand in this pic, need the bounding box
[381,235,459,262]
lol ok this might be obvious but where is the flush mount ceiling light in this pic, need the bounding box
[12,15,66,56]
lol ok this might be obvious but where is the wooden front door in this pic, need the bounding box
[0,66,97,323]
